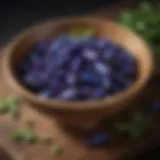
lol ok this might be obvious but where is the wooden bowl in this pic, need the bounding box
[2,16,154,130]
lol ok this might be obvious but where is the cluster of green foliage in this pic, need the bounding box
[120,1,160,59]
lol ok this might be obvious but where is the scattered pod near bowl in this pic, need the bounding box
[151,100,160,112]
[2,16,153,130]
[86,132,110,147]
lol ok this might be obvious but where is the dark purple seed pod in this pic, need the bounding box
[107,47,122,64]
[82,48,98,61]
[70,57,82,71]
[86,132,110,147]
[102,76,111,89]
[151,100,160,112]
[113,50,135,71]
[66,72,77,86]
[29,52,40,61]
[96,39,112,50]
[80,71,101,85]
[109,73,127,93]
[119,50,133,61]
[24,70,44,87]
[103,47,116,62]
[57,88,77,100]
[91,88,106,99]
[78,86,92,99]
[44,57,60,75]
[48,38,63,53]
[18,61,31,74]
[94,62,110,75]
[32,58,44,69]
[79,58,93,71]
[56,48,72,65]
[50,84,64,96]
[69,43,84,57]
[36,40,49,53]
[39,89,52,98]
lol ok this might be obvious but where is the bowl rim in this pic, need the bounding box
[2,16,154,111]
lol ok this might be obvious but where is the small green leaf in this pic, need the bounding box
[128,127,144,139]
[6,95,20,106]
[145,117,153,127]
[132,112,153,127]
[22,130,37,144]
[120,11,133,26]
[0,100,9,113]
[51,144,63,156]
[119,1,160,61]
[115,123,131,132]
[140,2,152,11]
[10,132,24,142]
[10,129,37,144]
[140,116,153,129]
[131,112,145,123]
[41,137,53,145]
[135,21,145,31]
[9,104,19,119]
[5,95,21,119]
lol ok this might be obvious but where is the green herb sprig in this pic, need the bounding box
[0,95,20,119]
[10,130,37,144]
[115,112,152,139]
[10,122,38,144]
[50,144,63,157]
[10,121,63,156]
[120,1,160,59]
[0,95,63,157]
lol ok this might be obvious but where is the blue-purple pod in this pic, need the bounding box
[86,132,110,147]
[57,88,77,100]
[70,56,82,71]
[36,40,49,53]
[32,58,44,69]
[24,70,45,87]
[78,86,92,100]
[91,88,106,99]
[82,48,98,61]
[80,71,101,85]
[48,35,69,53]
[39,89,52,98]
[96,39,111,50]
[66,72,77,86]
[151,100,160,112]
[94,62,110,75]
[103,47,116,62]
